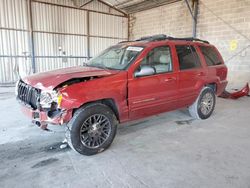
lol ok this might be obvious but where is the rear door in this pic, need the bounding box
[175,45,206,106]
[128,45,179,119]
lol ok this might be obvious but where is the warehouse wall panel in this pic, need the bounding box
[90,37,120,57]
[35,57,87,73]
[90,12,127,38]
[0,0,128,83]
[32,2,88,34]
[34,33,88,57]
[0,0,31,82]
[0,0,29,29]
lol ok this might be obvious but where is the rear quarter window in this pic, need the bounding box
[200,46,222,66]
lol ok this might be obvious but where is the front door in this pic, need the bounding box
[128,45,179,120]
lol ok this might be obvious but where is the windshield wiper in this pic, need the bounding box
[89,63,109,70]
[82,62,120,70]
[82,62,91,67]
[82,62,105,69]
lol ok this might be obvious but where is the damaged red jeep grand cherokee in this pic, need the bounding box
[16,35,228,155]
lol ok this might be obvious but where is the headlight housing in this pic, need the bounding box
[39,90,59,108]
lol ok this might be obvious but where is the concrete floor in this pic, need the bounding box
[0,86,250,188]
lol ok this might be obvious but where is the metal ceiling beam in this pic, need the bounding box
[115,0,143,8]
[184,0,194,19]
[80,0,94,8]
[121,0,182,14]
[97,0,128,16]
[32,0,127,17]
[72,0,79,7]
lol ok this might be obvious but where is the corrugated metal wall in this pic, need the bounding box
[32,1,89,73]
[0,0,128,83]
[0,0,31,83]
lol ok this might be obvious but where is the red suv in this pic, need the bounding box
[16,35,228,155]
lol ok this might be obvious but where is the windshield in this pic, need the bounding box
[86,45,144,70]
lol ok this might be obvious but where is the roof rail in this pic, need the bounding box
[167,37,209,44]
[135,34,167,42]
[134,34,209,44]
[118,40,132,44]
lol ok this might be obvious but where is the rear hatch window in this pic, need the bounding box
[200,46,222,66]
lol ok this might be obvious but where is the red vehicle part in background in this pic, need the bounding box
[219,83,250,99]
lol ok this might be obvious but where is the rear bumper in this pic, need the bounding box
[20,105,72,125]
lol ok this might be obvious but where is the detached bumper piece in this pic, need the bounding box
[219,83,250,99]
[22,106,72,125]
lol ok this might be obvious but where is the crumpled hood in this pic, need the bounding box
[23,66,119,90]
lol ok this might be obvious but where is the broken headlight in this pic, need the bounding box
[39,90,59,109]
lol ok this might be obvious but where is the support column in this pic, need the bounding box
[192,0,198,38]
[185,0,199,38]
[27,0,36,73]
[86,10,90,60]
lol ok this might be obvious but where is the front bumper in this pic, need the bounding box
[20,105,72,125]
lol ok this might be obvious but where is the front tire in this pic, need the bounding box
[188,87,216,120]
[66,103,118,155]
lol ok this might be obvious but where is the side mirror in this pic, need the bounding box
[134,65,155,77]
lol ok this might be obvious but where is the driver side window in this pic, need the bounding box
[141,46,173,74]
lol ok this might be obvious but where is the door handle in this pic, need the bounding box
[197,72,205,76]
[164,77,176,82]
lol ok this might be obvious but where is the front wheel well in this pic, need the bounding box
[72,99,120,122]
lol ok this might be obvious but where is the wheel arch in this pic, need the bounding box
[205,82,217,93]
[72,98,120,122]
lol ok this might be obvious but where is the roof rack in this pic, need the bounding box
[118,40,132,44]
[135,34,167,42]
[134,34,209,44]
[167,37,209,44]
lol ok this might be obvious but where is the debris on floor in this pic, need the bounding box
[175,119,194,125]
[60,138,68,149]
[219,83,249,99]
[45,141,70,152]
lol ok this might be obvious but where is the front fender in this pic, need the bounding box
[58,72,129,121]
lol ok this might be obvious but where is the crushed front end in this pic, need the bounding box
[16,80,72,127]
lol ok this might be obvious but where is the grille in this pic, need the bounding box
[17,80,41,109]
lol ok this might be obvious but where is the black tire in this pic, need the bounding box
[65,103,118,155]
[188,87,216,120]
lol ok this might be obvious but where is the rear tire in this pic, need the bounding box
[188,87,216,120]
[66,103,118,155]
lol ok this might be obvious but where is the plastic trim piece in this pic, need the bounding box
[219,83,249,99]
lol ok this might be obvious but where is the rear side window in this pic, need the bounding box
[200,46,222,66]
[176,45,201,70]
